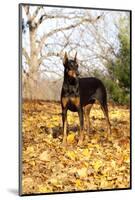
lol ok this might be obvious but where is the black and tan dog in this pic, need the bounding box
[61,52,111,146]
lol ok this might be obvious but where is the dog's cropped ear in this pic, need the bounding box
[74,52,77,62]
[63,52,68,66]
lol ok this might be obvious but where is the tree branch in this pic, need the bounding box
[31,6,42,21]
[38,16,101,52]
[22,48,30,65]
[23,5,31,20]
[38,52,61,65]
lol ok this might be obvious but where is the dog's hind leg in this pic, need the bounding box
[93,87,111,135]
[100,101,111,135]
[84,104,93,134]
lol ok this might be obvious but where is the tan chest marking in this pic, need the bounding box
[62,97,80,108]
[70,97,80,107]
[61,97,69,108]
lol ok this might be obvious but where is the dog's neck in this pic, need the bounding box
[63,75,80,97]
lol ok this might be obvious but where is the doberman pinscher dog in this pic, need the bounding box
[61,52,111,146]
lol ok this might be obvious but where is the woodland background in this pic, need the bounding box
[21,5,130,105]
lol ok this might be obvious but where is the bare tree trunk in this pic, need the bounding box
[29,28,39,99]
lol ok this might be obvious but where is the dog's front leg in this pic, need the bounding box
[78,108,84,145]
[62,108,68,146]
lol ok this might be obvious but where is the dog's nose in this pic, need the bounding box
[72,71,77,78]
[68,70,77,78]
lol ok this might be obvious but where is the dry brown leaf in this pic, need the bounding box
[66,150,76,160]
[39,150,51,161]
[76,167,88,178]
[22,100,130,194]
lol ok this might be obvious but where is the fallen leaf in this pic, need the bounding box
[92,160,102,172]
[82,149,89,156]
[75,179,83,188]
[49,177,58,185]
[67,132,75,144]
[22,100,130,194]
[39,150,51,161]
[76,167,87,178]
[66,150,76,160]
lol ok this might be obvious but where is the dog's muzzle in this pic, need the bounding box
[68,70,79,78]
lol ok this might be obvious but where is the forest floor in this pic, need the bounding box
[21,100,130,195]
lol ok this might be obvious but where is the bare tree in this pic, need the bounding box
[21,5,125,100]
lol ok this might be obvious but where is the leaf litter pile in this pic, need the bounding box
[22,100,130,194]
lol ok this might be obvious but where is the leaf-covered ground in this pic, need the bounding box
[22,100,130,195]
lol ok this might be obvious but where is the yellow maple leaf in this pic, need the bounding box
[75,179,82,188]
[49,177,58,185]
[26,146,34,153]
[124,155,130,163]
[77,167,87,178]
[66,150,76,160]
[29,160,36,166]
[38,185,52,193]
[82,149,89,156]
[67,132,75,144]
[93,160,102,172]
[83,161,89,168]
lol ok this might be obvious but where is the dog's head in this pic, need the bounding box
[63,52,79,78]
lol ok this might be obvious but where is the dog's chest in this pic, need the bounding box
[62,83,80,97]
[61,81,81,111]
[61,96,80,112]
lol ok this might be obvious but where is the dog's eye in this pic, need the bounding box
[66,68,69,72]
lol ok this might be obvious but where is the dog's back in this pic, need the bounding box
[79,77,107,107]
